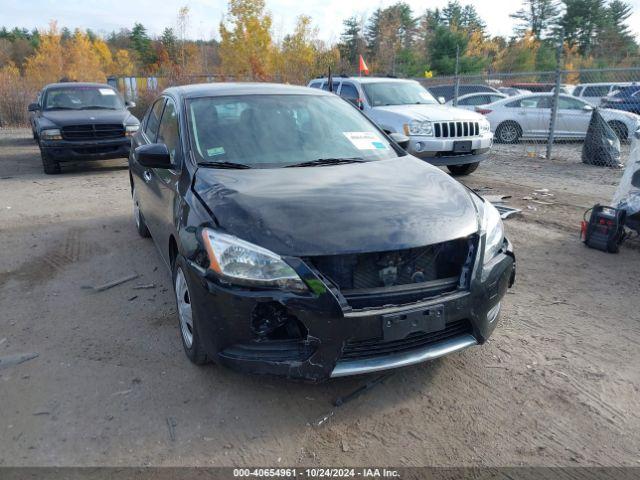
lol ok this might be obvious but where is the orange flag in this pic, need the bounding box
[359,55,369,75]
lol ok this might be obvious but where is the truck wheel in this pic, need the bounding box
[40,149,60,175]
[173,255,210,365]
[495,121,522,144]
[132,186,151,238]
[447,162,480,176]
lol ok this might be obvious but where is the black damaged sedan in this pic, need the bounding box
[129,83,515,382]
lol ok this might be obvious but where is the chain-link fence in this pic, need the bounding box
[415,67,640,167]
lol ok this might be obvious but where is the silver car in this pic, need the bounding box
[445,92,507,111]
[481,93,640,143]
[308,77,493,175]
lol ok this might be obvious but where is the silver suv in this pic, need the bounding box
[309,76,493,175]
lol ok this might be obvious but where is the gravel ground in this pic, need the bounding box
[0,129,639,467]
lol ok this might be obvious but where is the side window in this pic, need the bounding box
[322,81,340,91]
[156,99,181,165]
[488,95,504,103]
[558,96,586,110]
[339,83,359,102]
[574,87,584,97]
[583,86,610,97]
[309,81,322,89]
[145,99,165,142]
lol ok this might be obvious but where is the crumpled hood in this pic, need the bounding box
[41,109,136,127]
[372,104,484,122]
[193,156,480,257]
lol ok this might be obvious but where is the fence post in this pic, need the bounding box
[453,44,460,107]
[546,36,564,160]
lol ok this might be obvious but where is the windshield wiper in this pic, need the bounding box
[45,107,75,110]
[80,106,117,110]
[198,161,252,169]
[285,157,366,168]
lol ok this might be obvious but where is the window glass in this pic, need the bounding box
[461,95,488,106]
[558,96,587,110]
[583,86,610,97]
[518,96,551,108]
[309,81,322,89]
[488,95,504,103]
[363,82,437,106]
[187,94,400,168]
[321,81,340,91]
[43,86,124,110]
[156,99,180,165]
[145,99,165,142]
[339,83,359,101]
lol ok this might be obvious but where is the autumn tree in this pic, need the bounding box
[24,22,64,86]
[275,15,317,84]
[65,30,106,81]
[510,0,560,39]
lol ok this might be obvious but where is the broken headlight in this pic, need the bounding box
[482,201,504,265]
[200,229,307,292]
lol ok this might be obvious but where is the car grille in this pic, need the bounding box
[61,124,125,141]
[340,319,473,360]
[305,237,475,309]
[434,121,479,138]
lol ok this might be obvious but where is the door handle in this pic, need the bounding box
[143,170,152,183]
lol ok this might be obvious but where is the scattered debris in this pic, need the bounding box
[313,410,335,427]
[530,199,554,206]
[494,205,522,219]
[341,439,350,452]
[482,194,512,204]
[0,352,39,371]
[0,337,6,346]
[166,417,177,442]
[132,283,156,290]
[93,273,140,292]
[333,373,393,407]
[32,410,50,416]
[111,389,132,397]
[127,295,138,302]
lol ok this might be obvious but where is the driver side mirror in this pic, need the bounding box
[126,100,136,109]
[437,97,446,105]
[136,143,172,169]
[582,104,594,112]
[28,103,40,112]
[389,132,410,150]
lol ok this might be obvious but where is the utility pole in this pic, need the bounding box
[547,32,564,160]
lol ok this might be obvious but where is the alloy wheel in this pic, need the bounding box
[175,267,194,348]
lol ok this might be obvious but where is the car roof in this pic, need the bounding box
[166,82,331,98]
[576,82,632,87]
[310,77,419,85]
[44,82,114,90]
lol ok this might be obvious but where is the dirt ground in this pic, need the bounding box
[0,129,639,467]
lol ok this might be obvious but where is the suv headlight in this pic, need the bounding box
[482,202,504,265]
[200,229,307,292]
[479,118,491,133]
[125,124,140,136]
[41,128,62,140]
[405,120,434,136]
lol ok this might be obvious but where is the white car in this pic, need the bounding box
[479,93,640,143]
[446,92,507,111]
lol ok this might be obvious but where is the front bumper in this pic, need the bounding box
[408,133,493,166]
[184,238,515,382]
[40,137,131,162]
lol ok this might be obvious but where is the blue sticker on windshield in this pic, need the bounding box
[207,147,225,157]
[372,142,385,149]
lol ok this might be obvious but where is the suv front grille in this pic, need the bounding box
[62,124,125,141]
[434,121,479,138]
[340,319,473,360]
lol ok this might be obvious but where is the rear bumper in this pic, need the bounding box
[40,137,131,162]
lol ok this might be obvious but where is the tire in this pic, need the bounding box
[132,185,151,238]
[608,121,628,141]
[447,162,480,176]
[495,121,522,144]
[172,255,209,365]
[40,148,60,175]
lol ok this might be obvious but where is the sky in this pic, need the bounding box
[2,0,640,44]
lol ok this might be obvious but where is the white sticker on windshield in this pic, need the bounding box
[419,92,433,100]
[99,88,116,95]
[343,132,388,150]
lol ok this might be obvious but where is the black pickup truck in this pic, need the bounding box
[28,82,140,174]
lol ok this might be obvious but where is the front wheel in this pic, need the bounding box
[173,256,210,365]
[40,148,60,175]
[447,162,480,176]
